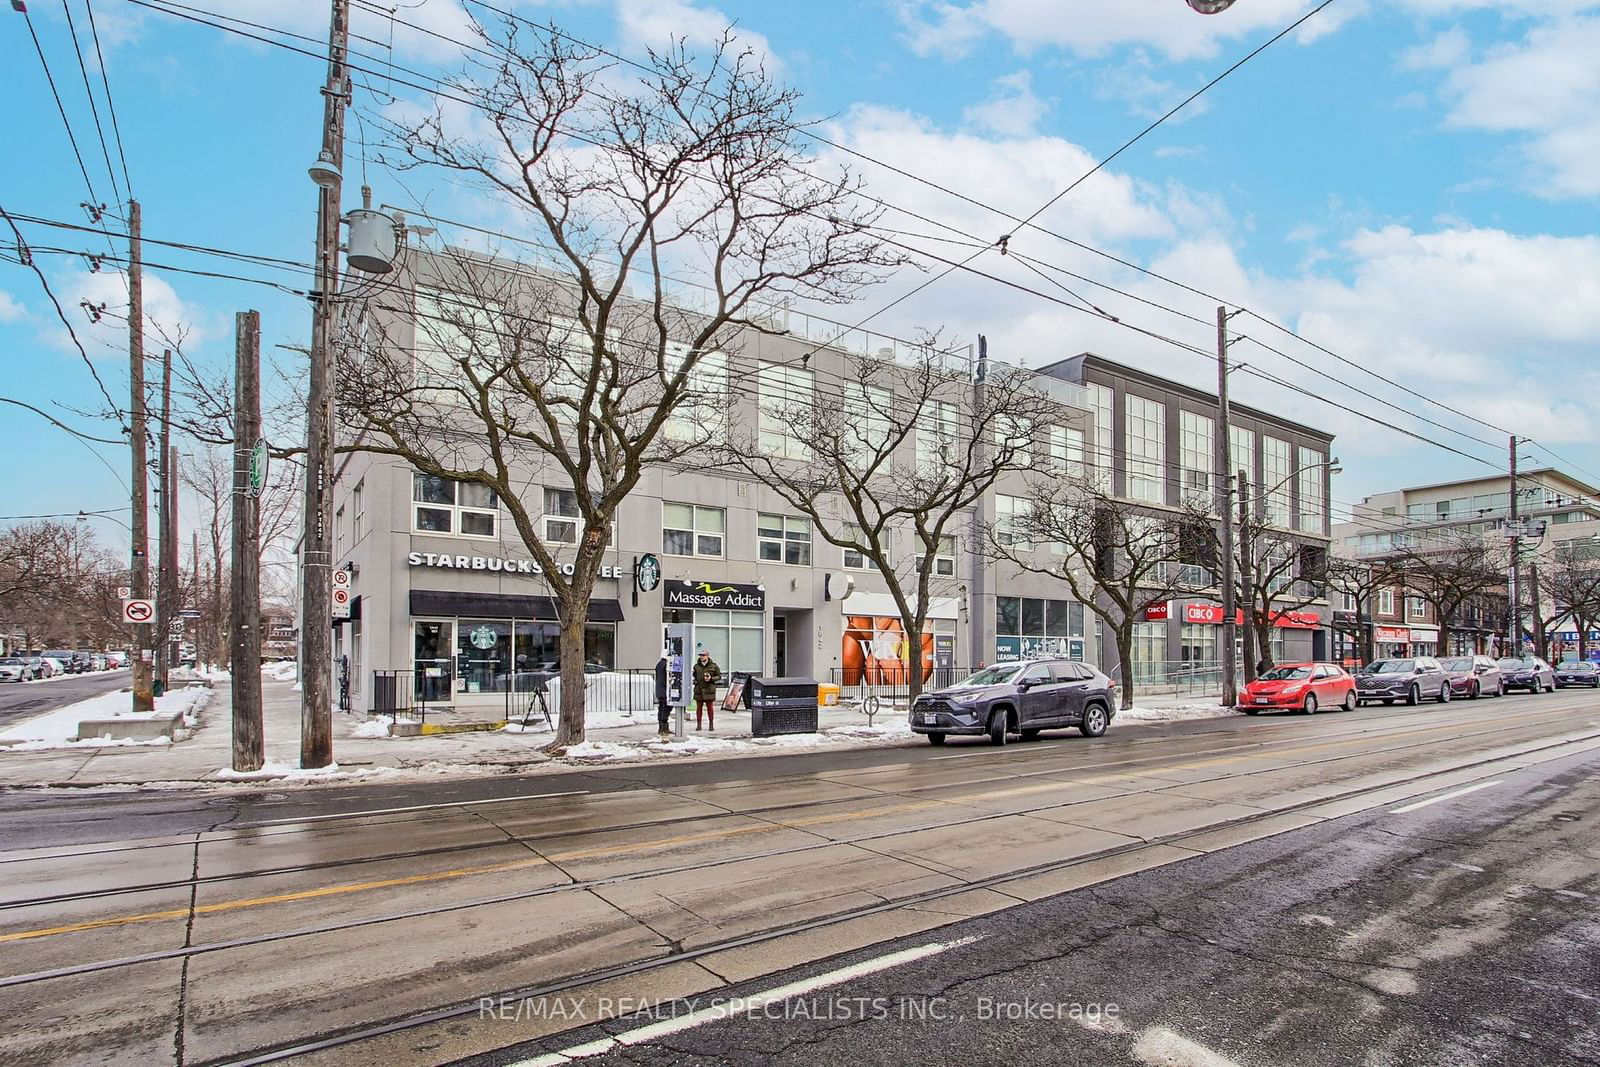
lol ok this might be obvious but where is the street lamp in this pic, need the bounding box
[1186,0,1238,11]
[78,509,131,533]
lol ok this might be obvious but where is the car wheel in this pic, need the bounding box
[1020,728,1042,741]
[1406,684,1421,707]
[1079,703,1109,738]
[1342,690,1357,713]
[926,733,947,746]
[1303,693,1318,715]
[1497,680,1506,697]
[1469,681,1480,699]
[987,710,1009,746]
[1438,682,1451,704]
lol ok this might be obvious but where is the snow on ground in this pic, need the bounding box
[349,716,418,738]
[263,661,298,682]
[0,684,214,745]
[1116,702,1241,723]
[171,665,231,682]
[554,721,918,763]
[212,760,387,782]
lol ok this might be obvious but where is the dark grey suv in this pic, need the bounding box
[909,659,1116,746]
[1355,657,1451,706]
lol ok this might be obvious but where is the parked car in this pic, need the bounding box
[1355,657,1451,706]
[1439,656,1504,699]
[90,653,109,671]
[1239,662,1356,715]
[1554,660,1600,688]
[40,657,68,677]
[105,650,128,669]
[909,659,1117,746]
[1497,656,1556,693]
[23,656,57,679]
[0,658,35,682]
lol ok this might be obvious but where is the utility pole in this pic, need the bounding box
[1216,306,1238,706]
[232,311,264,772]
[166,443,180,676]
[128,200,154,712]
[970,333,989,670]
[1509,435,1521,656]
[156,347,174,692]
[1238,469,1256,682]
[300,0,351,768]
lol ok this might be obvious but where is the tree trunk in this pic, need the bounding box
[1437,614,1453,657]
[905,618,925,702]
[1114,621,1135,710]
[1362,622,1376,666]
[550,613,588,751]
[1253,614,1274,672]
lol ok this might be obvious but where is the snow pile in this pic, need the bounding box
[5,734,174,752]
[0,683,213,746]
[212,760,390,781]
[539,672,655,727]
[350,719,392,739]
[558,740,643,762]
[263,661,299,682]
[1116,702,1241,723]
[171,665,231,682]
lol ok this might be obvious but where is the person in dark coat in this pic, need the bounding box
[692,650,722,731]
[654,653,671,740]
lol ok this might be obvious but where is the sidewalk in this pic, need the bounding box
[0,677,1242,790]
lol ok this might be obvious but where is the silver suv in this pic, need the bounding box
[909,659,1117,746]
[1355,657,1451,706]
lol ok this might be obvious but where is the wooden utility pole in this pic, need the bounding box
[1238,469,1256,682]
[156,347,174,692]
[166,443,180,674]
[232,312,264,772]
[128,200,154,711]
[300,0,351,768]
[1216,306,1238,705]
[1508,435,1521,655]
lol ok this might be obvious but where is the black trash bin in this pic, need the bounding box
[743,676,819,737]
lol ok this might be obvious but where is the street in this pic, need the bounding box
[0,669,132,731]
[1,690,1597,1065]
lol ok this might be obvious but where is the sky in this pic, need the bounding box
[3,0,1599,555]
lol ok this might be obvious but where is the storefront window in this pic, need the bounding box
[665,609,764,674]
[409,617,616,704]
[457,620,512,695]
[1180,622,1218,666]
[1131,621,1166,683]
[996,596,1086,660]
[414,620,453,701]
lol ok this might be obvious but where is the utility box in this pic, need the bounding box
[744,676,819,736]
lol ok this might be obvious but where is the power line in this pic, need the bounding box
[84,0,135,199]
[60,0,125,211]
[18,5,106,222]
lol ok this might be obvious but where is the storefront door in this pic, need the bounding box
[413,620,453,703]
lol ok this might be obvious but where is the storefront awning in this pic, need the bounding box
[409,589,625,623]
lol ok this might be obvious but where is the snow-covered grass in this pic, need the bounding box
[1116,702,1241,723]
[263,661,298,682]
[0,684,213,746]
[171,665,231,682]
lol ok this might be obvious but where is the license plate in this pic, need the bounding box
[919,713,937,724]
[1254,698,1271,705]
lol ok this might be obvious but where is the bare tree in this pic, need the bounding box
[1397,530,1509,654]
[1235,515,1330,674]
[1325,555,1401,664]
[0,521,125,650]
[988,477,1211,709]
[1531,542,1600,660]
[339,26,897,748]
[724,346,1060,700]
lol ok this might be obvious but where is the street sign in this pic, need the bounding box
[179,609,202,618]
[247,438,269,497]
[331,585,351,620]
[168,621,185,635]
[332,567,351,588]
[122,599,155,624]
[116,586,131,599]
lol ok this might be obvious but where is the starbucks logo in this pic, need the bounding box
[636,553,662,592]
[469,625,499,650]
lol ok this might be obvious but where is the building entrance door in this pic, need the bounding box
[774,614,787,676]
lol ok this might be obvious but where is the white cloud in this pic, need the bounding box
[1398,26,1471,71]
[0,290,25,324]
[613,0,780,71]
[55,268,214,362]
[962,70,1050,137]
[1434,16,1600,197]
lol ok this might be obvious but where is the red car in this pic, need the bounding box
[1238,662,1356,715]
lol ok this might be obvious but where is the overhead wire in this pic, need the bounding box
[60,0,125,212]
[84,0,134,199]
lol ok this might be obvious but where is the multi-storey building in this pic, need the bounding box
[1331,468,1600,657]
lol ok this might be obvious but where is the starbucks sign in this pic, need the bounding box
[468,625,500,650]
[636,553,661,593]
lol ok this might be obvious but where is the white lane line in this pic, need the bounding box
[1389,780,1503,814]
[1131,1025,1244,1067]
[513,935,982,1066]
[235,790,590,826]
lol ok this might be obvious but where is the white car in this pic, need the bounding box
[40,657,68,678]
[23,656,56,678]
[0,658,35,682]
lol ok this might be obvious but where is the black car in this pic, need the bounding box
[909,659,1117,746]
[1497,656,1556,693]
[1354,657,1451,706]
[1554,660,1600,688]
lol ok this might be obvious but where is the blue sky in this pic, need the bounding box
[4,0,1599,554]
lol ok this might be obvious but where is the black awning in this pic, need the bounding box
[409,589,624,623]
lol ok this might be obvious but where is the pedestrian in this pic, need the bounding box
[692,649,722,731]
[654,651,671,740]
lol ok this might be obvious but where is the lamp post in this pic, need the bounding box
[1237,456,1341,682]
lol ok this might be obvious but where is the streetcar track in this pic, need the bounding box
[0,704,1577,913]
[2,721,1593,974]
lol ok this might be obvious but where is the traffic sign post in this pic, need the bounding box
[123,599,155,625]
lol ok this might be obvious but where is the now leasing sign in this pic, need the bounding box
[405,552,628,580]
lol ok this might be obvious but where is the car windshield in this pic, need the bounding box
[1365,659,1414,674]
[957,664,1024,687]
[0,658,21,665]
[1497,658,1531,669]
[1440,658,1471,671]
[1563,662,1596,670]
[1260,666,1311,680]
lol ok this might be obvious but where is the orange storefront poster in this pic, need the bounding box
[843,615,933,684]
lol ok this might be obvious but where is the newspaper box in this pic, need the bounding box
[743,676,819,737]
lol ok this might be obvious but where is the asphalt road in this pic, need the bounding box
[0,689,1597,1066]
[485,748,1600,1067]
[0,669,131,731]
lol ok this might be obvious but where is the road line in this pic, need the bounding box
[512,935,982,1066]
[1389,780,1504,814]
[232,790,590,827]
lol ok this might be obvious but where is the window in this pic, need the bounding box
[1125,394,1166,504]
[1378,589,1395,615]
[995,494,1033,549]
[663,503,724,558]
[413,290,502,405]
[412,474,498,538]
[1409,596,1426,620]
[1297,447,1325,533]
[844,382,894,458]
[663,343,729,443]
[1180,622,1218,667]
[1262,437,1291,527]
[995,415,1033,464]
[1340,592,1357,612]
[1047,425,1086,475]
[1087,382,1114,475]
[352,480,365,543]
[916,400,959,473]
[671,609,764,674]
[1180,411,1214,502]
[996,596,1085,660]
[335,506,347,558]
[542,488,579,545]
[840,522,879,570]
[758,362,814,460]
[1229,426,1254,483]
[917,533,957,577]
[758,513,811,565]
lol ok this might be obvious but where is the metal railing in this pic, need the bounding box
[370,666,658,726]
[1129,659,1223,695]
[371,668,453,724]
